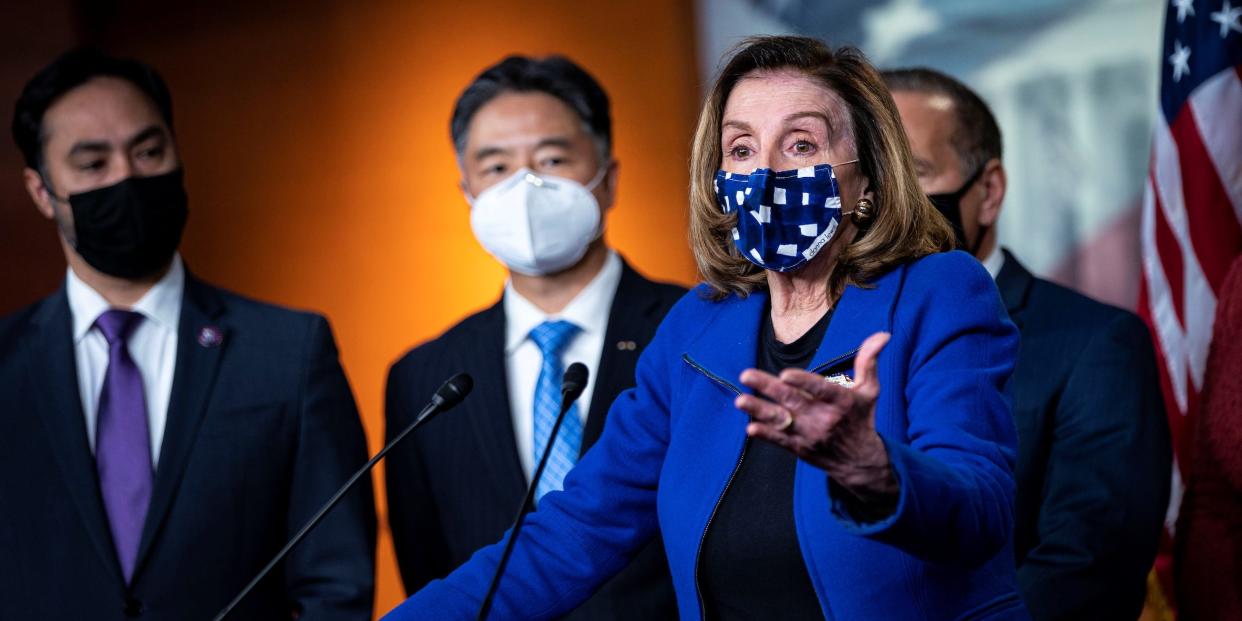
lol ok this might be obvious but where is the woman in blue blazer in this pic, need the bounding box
[386,35,1025,620]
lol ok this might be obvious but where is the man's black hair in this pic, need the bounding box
[450,55,612,160]
[881,67,1002,178]
[11,47,174,171]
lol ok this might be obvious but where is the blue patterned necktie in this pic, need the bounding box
[529,320,584,502]
[94,309,153,583]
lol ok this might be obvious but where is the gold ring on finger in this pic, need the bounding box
[775,411,795,432]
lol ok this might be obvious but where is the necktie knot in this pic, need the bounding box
[95,310,145,346]
[529,320,580,359]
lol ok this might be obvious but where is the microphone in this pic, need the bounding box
[476,363,589,621]
[561,361,588,402]
[213,372,474,621]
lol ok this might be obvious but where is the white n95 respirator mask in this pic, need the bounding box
[468,167,606,276]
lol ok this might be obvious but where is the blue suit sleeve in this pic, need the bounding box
[382,312,676,621]
[830,255,1021,568]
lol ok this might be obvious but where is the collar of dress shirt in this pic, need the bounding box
[980,243,1004,281]
[503,250,622,354]
[66,254,186,342]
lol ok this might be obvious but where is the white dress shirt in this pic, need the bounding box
[504,250,622,481]
[981,243,1004,280]
[66,255,183,468]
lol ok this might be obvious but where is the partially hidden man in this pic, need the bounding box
[886,67,1172,621]
[384,55,683,619]
[0,49,376,620]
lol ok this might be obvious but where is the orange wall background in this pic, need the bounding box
[0,1,702,616]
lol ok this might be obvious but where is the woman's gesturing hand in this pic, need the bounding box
[734,331,898,499]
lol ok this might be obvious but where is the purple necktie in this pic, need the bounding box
[94,309,153,583]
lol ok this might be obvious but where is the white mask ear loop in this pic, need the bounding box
[582,163,612,241]
[584,163,611,192]
[831,158,860,215]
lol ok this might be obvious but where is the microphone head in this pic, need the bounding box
[562,362,589,400]
[434,372,474,410]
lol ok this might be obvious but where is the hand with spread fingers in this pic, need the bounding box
[735,331,899,501]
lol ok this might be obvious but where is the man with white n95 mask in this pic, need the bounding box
[383,54,684,620]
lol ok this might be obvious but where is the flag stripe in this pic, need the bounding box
[1151,114,1220,391]
[1170,102,1242,292]
[1152,173,1187,329]
[1142,178,1191,414]
[1189,66,1242,225]
[1151,113,1215,301]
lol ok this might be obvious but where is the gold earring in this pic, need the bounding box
[851,198,875,225]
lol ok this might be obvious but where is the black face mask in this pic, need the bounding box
[927,165,986,254]
[60,169,189,279]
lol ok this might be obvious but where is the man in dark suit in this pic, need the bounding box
[0,49,375,620]
[384,55,683,619]
[885,68,1172,620]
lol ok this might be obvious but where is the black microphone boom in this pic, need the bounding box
[213,372,474,621]
[476,362,589,621]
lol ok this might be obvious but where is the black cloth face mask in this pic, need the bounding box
[927,165,986,254]
[60,169,189,279]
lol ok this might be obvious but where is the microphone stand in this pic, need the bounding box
[213,373,473,621]
[476,363,588,621]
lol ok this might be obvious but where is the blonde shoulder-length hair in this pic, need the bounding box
[689,35,954,300]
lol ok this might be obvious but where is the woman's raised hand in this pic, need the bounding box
[735,332,898,497]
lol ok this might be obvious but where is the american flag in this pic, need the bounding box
[1139,0,1242,606]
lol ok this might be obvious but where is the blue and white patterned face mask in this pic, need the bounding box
[715,160,857,272]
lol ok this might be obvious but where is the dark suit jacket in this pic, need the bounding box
[385,259,684,620]
[0,274,376,621]
[998,249,1171,621]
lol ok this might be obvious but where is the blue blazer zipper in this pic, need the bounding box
[680,349,858,619]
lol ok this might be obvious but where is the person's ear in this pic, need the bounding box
[976,159,1006,227]
[23,167,57,220]
[598,160,619,211]
[854,165,874,202]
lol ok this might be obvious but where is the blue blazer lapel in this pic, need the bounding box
[682,291,766,395]
[807,264,908,378]
[683,263,909,387]
[24,287,125,584]
[133,274,227,578]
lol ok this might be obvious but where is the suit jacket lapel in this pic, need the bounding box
[24,287,124,583]
[995,248,1034,331]
[466,300,527,497]
[582,262,662,453]
[133,274,227,577]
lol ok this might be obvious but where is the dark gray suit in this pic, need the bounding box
[0,274,376,620]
